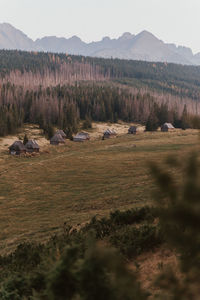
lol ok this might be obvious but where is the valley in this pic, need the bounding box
[1,0,200,296]
[0,46,199,298]
[0,124,198,255]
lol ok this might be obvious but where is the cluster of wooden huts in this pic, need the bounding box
[8,122,175,155]
[49,128,119,144]
[128,123,175,134]
[50,130,90,145]
[9,140,40,155]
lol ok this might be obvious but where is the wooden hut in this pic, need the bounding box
[73,132,90,142]
[50,133,65,145]
[103,129,117,139]
[9,141,26,155]
[128,126,144,134]
[161,123,175,132]
[25,140,40,153]
[55,130,67,139]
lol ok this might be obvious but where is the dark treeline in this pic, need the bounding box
[0,104,24,136]
[0,82,197,137]
[0,83,153,136]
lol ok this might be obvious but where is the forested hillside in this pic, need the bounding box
[1,50,200,99]
[1,82,200,136]
[1,50,200,136]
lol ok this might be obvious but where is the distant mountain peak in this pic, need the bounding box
[0,22,15,28]
[0,23,29,37]
[136,30,160,41]
[119,32,134,40]
[0,22,35,51]
[70,35,82,41]
[139,30,153,35]
[102,36,111,42]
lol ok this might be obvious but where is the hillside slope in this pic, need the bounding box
[1,50,200,100]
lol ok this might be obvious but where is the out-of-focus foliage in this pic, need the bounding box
[0,206,158,299]
[151,151,200,299]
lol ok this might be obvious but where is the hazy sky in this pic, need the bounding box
[1,0,200,53]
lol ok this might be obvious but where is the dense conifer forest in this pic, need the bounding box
[1,50,200,98]
[0,82,199,136]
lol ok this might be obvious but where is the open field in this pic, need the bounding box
[0,125,199,254]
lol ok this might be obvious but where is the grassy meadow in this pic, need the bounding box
[0,125,199,254]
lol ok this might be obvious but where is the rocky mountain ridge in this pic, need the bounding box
[1,23,200,65]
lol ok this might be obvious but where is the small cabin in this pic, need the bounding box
[9,141,26,155]
[103,129,117,139]
[25,140,40,153]
[55,130,67,139]
[128,126,144,134]
[73,132,90,142]
[50,133,65,145]
[161,123,175,132]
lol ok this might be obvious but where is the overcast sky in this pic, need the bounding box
[1,0,200,53]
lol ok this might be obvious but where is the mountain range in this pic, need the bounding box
[1,22,200,65]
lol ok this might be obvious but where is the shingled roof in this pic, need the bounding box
[25,140,40,152]
[50,133,65,144]
[128,126,144,134]
[73,132,90,142]
[25,140,40,150]
[161,123,175,131]
[103,129,117,136]
[162,123,175,129]
[9,141,26,151]
[55,130,67,139]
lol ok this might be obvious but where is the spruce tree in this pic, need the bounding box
[82,116,92,129]
[180,104,190,130]
[145,112,159,131]
[23,134,29,145]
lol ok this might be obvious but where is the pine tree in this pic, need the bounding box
[82,116,92,129]
[43,123,54,140]
[180,104,190,130]
[23,134,28,145]
[65,126,73,140]
[145,112,159,131]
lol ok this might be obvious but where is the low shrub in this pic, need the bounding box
[110,206,155,226]
[0,206,160,299]
[110,225,162,258]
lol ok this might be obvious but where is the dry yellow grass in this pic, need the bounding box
[88,122,145,139]
[129,246,178,297]
[0,124,199,254]
[0,124,49,153]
